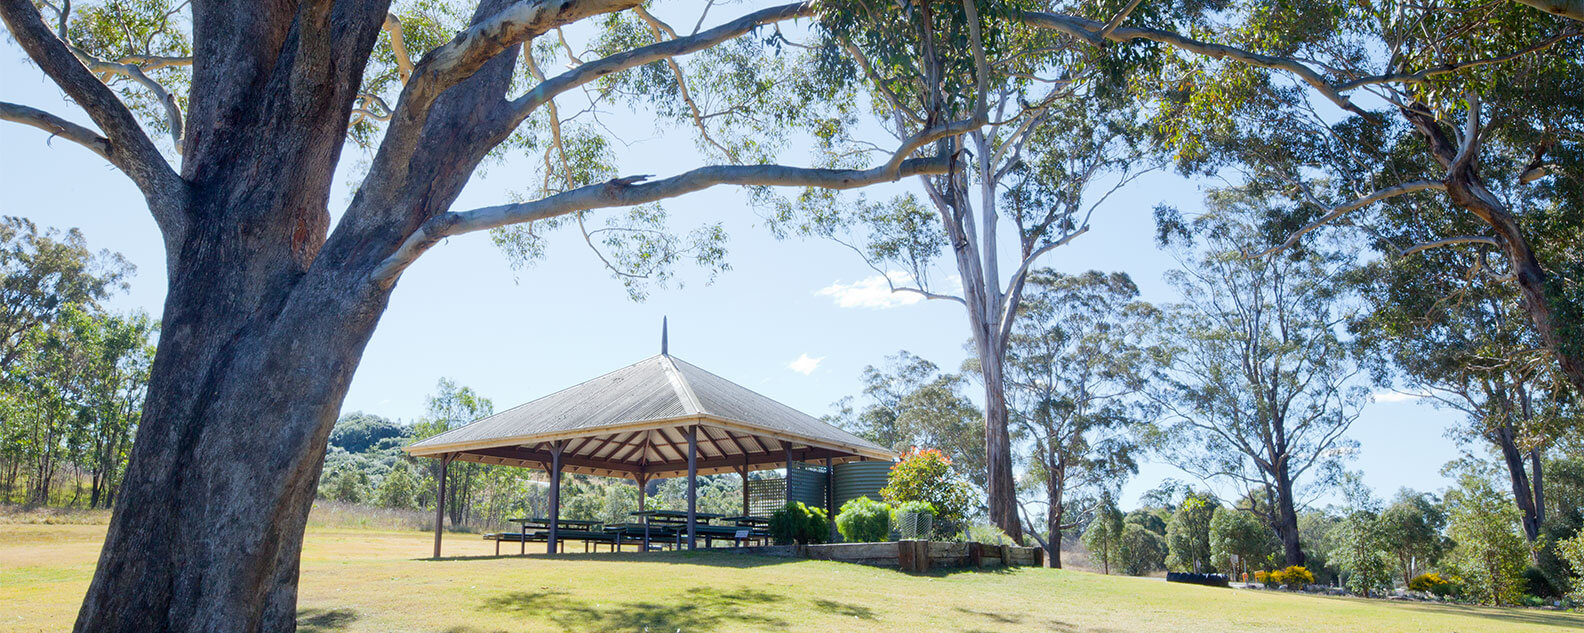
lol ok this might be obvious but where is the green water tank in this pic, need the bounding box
[786,462,827,510]
[832,460,895,511]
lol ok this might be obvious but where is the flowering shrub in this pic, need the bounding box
[1275,565,1314,588]
[1409,572,1455,596]
[880,448,973,532]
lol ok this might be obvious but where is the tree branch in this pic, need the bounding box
[507,3,814,124]
[1510,0,1584,21]
[0,101,110,160]
[1335,30,1583,91]
[383,13,415,83]
[1398,236,1500,257]
[1018,11,1367,115]
[1097,0,1144,41]
[0,0,185,234]
[370,155,952,285]
[1254,180,1447,257]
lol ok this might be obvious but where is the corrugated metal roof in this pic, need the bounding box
[407,354,894,463]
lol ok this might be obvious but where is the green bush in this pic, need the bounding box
[770,502,831,545]
[835,497,891,542]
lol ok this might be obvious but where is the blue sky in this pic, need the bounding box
[0,18,1466,511]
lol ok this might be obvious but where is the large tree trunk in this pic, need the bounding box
[978,350,1022,543]
[1272,460,1305,567]
[73,241,395,632]
[1400,104,1584,395]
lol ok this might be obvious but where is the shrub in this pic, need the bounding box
[1523,565,1560,599]
[1444,472,1529,606]
[1409,572,1454,595]
[1559,532,1584,601]
[880,448,973,533]
[1273,565,1313,589]
[770,502,830,545]
[958,522,1016,546]
[835,497,890,543]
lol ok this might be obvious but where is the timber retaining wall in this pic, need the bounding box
[726,540,1043,572]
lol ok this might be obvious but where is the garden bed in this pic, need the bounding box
[724,540,1044,572]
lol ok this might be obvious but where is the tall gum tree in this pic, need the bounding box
[1150,188,1368,567]
[1018,0,1584,395]
[776,0,1154,541]
[0,1,967,630]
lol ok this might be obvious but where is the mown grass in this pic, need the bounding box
[3,523,1579,633]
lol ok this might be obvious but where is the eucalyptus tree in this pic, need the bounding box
[1353,222,1579,547]
[0,216,130,371]
[1019,1,1584,394]
[1003,269,1154,567]
[411,378,493,528]
[0,0,974,629]
[1151,188,1367,567]
[777,1,1153,541]
[828,351,986,487]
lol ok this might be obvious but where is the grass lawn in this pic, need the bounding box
[3,523,1579,633]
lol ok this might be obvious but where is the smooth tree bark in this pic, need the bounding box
[0,2,958,631]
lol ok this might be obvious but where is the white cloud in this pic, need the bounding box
[1373,390,1425,403]
[816,273,925,309]
[788,353,824,375]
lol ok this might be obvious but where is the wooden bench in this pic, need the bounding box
[483,529,622,555]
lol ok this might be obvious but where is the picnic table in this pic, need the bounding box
[486,518,614,555]
[627,511,769,549]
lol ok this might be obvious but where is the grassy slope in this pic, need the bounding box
[3,524,1578,633]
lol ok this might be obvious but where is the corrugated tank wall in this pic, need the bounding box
[786,462,827,510]
[833,460,894,511]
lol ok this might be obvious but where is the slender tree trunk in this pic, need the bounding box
[1045,457,1064,568]
[1493,423,1542,544]
[1272,460,1305,567]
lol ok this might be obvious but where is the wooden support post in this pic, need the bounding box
[739,459,750,517]
[432,454,450,559]
[686,425,698,550]
[635,472,648,513]
[547,441,564,555]
[826,457,836,541]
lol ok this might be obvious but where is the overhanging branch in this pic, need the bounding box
[0,101,110,159]
[1019,11,1364,114]
[1398,236,1500,257]
[507,3,814,124]
[369,155,952,285]
[0,0,185,233]
[1254,180,1447,257]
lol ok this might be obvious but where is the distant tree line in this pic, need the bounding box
[0,217,154,509]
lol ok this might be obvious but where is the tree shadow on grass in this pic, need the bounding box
[297,608,358,632]
[481,585,791,631]
[811,598,878,620]
[1367,599,1584,630]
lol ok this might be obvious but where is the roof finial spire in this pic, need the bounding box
[661,316,669,356]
